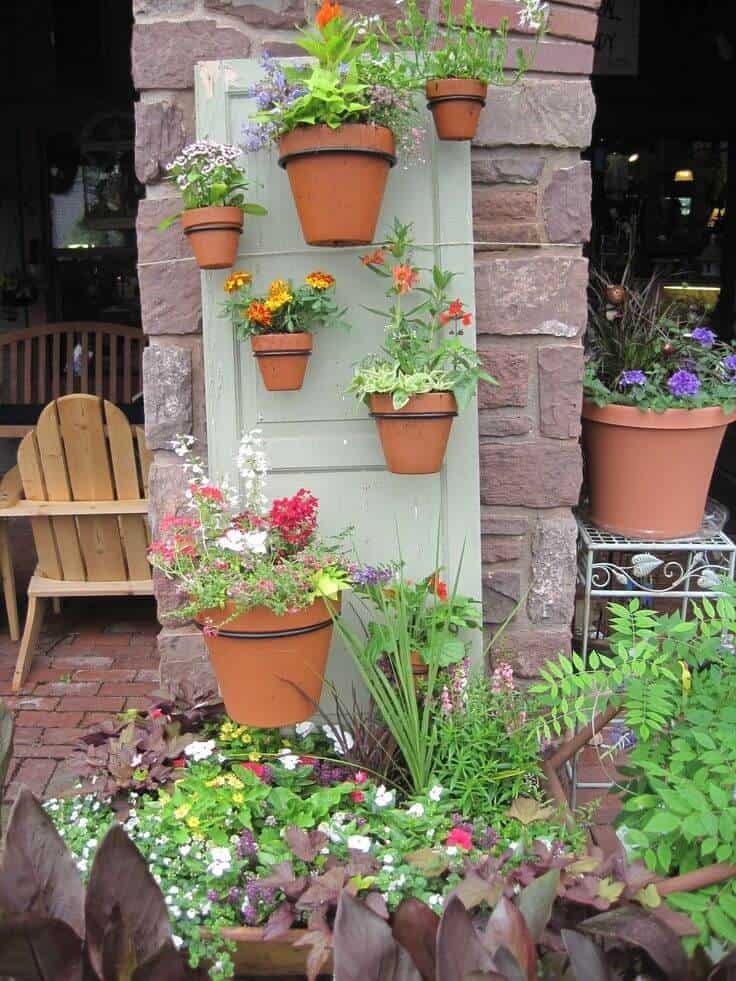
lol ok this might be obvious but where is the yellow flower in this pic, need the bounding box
[268,278,290,297]
[281,739,292,748]
[264,289,292,312]
[186,816,200,829]
[224,271,252,294]
[679,659,692,695]
[248,751,262,762]
[305,271,335,290]
[174,804,190,820]
[205,776,225,788]
[233,792,245,804]
[241,733,252,745]
[192,831,204,841]
[225,773,242,789]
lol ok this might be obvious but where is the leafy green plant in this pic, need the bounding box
[347,219,494,411]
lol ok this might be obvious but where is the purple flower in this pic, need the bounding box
[691,327,716,348]
[351,564,393,587]
[237,828,259,860]
[207,889,220,902]
[668,370,701,397]
[477,826,498,850]
[724,354,736,377]
[618,369,646,388]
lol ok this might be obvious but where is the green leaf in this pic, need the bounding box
[644,812,680,834]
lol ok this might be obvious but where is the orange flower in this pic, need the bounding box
[246,301,273,327]
[361,249,386,267]
[316,0,342,30]
[392,264,419,294]
[447,299,464,318]
[305,271,336,290]
[224,271,252,293]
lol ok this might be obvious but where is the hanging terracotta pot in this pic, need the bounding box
[251,333,312,391]
[181,206,243,269]
[582,401,736,539]
[369,392,457,475]
[196,599,336,726]
[278,124,396,247]
[426,79,488,141]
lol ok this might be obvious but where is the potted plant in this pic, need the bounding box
[241,12,423,246]
[158,140,267,269]
[148,430,352,726]
[583,270,736,539]
[221,269,349,391]
[364,0,548,142]
[347,219,494,474]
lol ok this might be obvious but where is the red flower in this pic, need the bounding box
[361,249,385,267]
[269,488,319,551]
[446,827,473,850]
[447,299,464,318]
[392,264,420,295]
[299,756,317,766]
[149,707,164,719]
[350,790,365,804]
[354,770,368,784]
[439,312,450,326]
[435,580,448,601]
[241,761,268,780]
[172,757,187,769]
[316,0,342,29]
[462,313,472,327]
[191,483,224,504]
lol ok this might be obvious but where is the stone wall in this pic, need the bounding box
[133,0,599,687]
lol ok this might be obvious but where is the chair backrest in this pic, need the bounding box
[0,322,146,405]
[17,395,153,583]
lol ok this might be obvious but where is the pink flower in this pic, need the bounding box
[172,757,187,769]
[446,827,473,851]
[350,790,365,804]
[354,770,368,784]
[241,762,267,780]
[299,756,317,766]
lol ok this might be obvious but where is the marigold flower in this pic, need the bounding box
[361,249,385,266]
[305,271,336,290]
[224,271,252,293]
[246,300,273,327]
[268,278,290,296]
[264,289,293,311]
[392,264,419,294]
[316,0,342,30]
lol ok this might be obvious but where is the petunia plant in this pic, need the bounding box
[347,218,494,410]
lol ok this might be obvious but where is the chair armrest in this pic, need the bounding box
[0,467,24,509]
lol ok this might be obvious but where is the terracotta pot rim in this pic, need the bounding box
[278,124,397,169]
[369,392,458,418]
[250,333,313,354]
[425,78,488,105]
[195,598,336,635]
[181,205,244,231]
[582,400,736,430]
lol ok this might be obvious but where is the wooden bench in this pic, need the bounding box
[0,323,146,437]
[0,395,154,687]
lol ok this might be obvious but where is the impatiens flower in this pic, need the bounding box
[277,748,300,770]
[316,0,342,29]
[172,757,187,769]
[184,740,216,761]
[668,369,701,397]
[618,369,646,388]
[446,827,473,851]
[355,770,368,784]
[241,761,268,780]
[305,271,336,290]
[347,834,372,853]
[428,784,443,802]
[295,720,316,737]
[691,326,716,348]
[350,790,365,803]
[374,785,395,808]
[428,894,443,909]
[407,802,425,818]
[392,264,419,294]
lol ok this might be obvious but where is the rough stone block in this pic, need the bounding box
[136,196,190,264]
[148,457,191,534]
[503,38,594,75]
[543,162,592,243]
[474,79,595,149]
[538,345,584,439]
[528,514,577,624]
[474,221,541,247]
[490,626,571,677]
[134,0,195,13]
[143,344,193,450]
[475,255,588,337]
[482,535,524,564]
[483,569,521,623]
[473,187,537,221]
[135,97,194,185]
[480,511,528,536]
[478,348,528,407]
[204,0,305,27]
[139,260,202,335]
[454,1,600,42]
[471,153,545,185]
[478,412,532,437]
[158,627,215,693]
[132,21,251,90]
[480,442,582,507]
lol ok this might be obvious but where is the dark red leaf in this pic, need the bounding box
[296,866,346,910]
[333,891,421,981]
[365,892,389,921]
[262,902,297,941]
[710,947,736,980]
[0,788,85,938]
[0,912,84,981]
[294,928,333,981]
[132,941,210,980]
[651,905,699,938]
[579,906,690,981]
[518,869,561,943]
[392,897,439,981]
[482,896,536,981]
[562,929,616,981]
[436,896,495,981]
[285,827,328,863]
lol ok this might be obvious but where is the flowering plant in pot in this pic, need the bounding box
[158,141,267,270]
[363,0,548,141]
[241,7,423,247]
[148,430,352,726]
[583,269,736,538]
[221,269,348,391]
[348,219,494,473]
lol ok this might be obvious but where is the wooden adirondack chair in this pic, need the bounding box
[0,394,154,690]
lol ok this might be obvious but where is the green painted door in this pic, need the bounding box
[195,58,483,698]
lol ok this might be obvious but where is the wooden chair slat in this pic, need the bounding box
[38,334,47,404]
[80,331,89,394]
[95,332,103,397]
[123,337,132,402]
[65,331,74,395]
[106,403,149,579]
[109,334,118,402]
[17,432,63,580]
[136,427,153,494]
[23,338,32,403]
[9,347,18,404]
[52,333,61,399]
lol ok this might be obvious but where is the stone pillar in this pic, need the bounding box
[132,0,600,685]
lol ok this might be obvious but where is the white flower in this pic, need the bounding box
[428,894,443,909]
[374,785,395,808]
[428,785,443,802]
[407,803,425,818]
[322,724,354,754]
[347,834,372,853]
[295,721,316,737]
[184,740,216,761]
[277,748,300,770]
[507,840,522,856]
[172,935,184,950]
[382,853,395,865]
[426,829,435,839]
[210,846,231,865]
[215,529,249,553]
[446,846,458,857]
[207,861,230,878]
[179,845,191,857]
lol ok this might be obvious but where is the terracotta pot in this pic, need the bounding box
[180,206,243,269]
[369,392,458,475]
[582,401,736,539]
[605,284,626,307]
[251,333,312,391]
[196,600,335,726]
[426,78,488,141]
[278,125,396,246]
[410,650,429,676]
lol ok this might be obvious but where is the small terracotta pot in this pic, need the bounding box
[196,600,336,726]
[582,401,736,539]
[605,284,627,307]
[251,333,312,391]
[426,79,488,141]
[278,124,396,246]
[410,650,429,676]
[369,392,458,475]
[180,206,243,269]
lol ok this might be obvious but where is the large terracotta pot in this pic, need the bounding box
[582,401,736,539]
[180,206,243,269]
[196,600,335,726]
[426,78,488,141]
[278,124,396,247]
[369,392,457,475]
[251,333,312,391]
